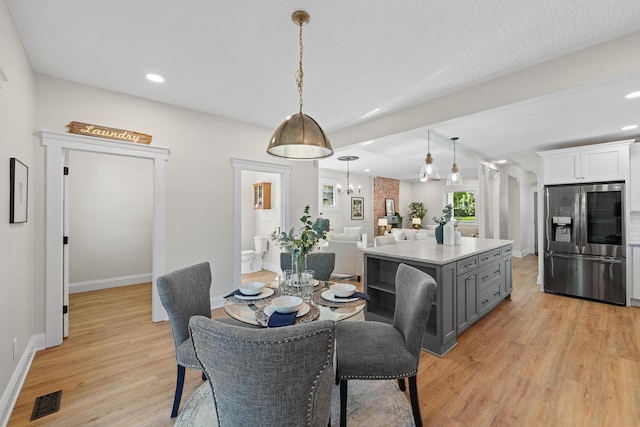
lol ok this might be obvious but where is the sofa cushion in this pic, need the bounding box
[391,230,406,241]
[328,233,359,242]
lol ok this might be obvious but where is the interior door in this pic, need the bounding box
[63,152,70,338]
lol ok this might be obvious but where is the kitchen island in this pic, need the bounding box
[362,237,513,356]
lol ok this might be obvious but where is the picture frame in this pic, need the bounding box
[385,198,395,216]
[351,197,364,220]
[319,179,339,211]
[10,157,28,223]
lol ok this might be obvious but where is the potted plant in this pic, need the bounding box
[408,201,427,229]
[271,205,327,280]
[432,204,453,244]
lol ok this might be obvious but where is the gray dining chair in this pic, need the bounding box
[156,261,256,418]
[189,316,335,427]
[335,263,437,427]
[280,252,336,281]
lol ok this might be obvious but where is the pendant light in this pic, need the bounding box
[419,130,440,182]
[446,137,463,186]
[267,10,333,160]
[336,156,361,195]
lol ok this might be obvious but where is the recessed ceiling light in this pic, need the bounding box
[624,91,640,99]
[493,159,508,164]
[361,140,374,146]
[146,73,164,83]
[621,124,638,131]
[364,168,370,172]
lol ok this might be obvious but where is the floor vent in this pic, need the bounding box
[30,390,62,421]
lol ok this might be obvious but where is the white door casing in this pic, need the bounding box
[41,131,170,348]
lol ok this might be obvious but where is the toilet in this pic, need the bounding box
[241,236,269,274]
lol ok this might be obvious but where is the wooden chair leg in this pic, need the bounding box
[408,376,423,427]
[340,380,348,427]
[397,378,406,391]
[171,365,186,418]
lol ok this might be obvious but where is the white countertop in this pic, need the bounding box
[362,237,513,265]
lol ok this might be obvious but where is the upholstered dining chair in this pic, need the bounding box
[280,252,336,281]
[335,263,437,427]
[156,262,256,418]
[189,316,335,427]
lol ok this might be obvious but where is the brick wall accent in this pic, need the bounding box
[373,177,399,236]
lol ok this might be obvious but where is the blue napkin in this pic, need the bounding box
[268,311,297,327]
[223,289,244,298]
[335,291,370,302]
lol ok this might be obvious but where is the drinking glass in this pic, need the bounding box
[300,270,314,302]
[283,269,296,296]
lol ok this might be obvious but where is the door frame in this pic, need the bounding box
[41,131,170,348]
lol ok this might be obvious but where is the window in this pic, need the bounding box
[446,191,476,223]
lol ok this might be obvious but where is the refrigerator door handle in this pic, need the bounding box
[546,252,622,264]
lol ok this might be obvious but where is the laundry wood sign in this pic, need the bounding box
[67,121,153,145]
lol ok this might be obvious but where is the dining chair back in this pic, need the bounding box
[335,263,437,427]
[280,252,336,281]
[157,262,212,417]
[189,316,335,427]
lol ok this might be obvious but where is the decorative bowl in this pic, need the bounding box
[238,281,265,296]
[270,296,303,313]
[330,283,356,297]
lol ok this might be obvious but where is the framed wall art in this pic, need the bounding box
[351,197,364,220]
[385,198,395,216]
[10,157,28,223]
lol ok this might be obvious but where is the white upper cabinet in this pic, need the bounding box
[630,144,640,211]
[540,141,631,185]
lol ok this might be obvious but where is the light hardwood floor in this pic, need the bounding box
[8,255,640,426]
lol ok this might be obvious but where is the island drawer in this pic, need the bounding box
[502,245,513,257]
[479,281,501,315]
[479,248,503,266]
[456,255,478,276]
[478,260,503,288]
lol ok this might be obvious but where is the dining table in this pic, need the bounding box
[224,280,366,327]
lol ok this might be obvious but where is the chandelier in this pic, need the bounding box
[266,10,333,160]
[336,156,360,195]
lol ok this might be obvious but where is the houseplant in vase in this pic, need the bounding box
[432,204,453,244]
[271,205,327,286]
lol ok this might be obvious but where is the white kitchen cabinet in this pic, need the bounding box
[630,144,640,211]
[540,141,631,185]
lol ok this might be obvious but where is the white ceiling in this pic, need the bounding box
[6,0,640,180]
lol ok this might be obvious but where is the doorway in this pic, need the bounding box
[231,159,291,288]
[42,131,169,348]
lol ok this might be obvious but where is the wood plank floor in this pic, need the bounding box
[8,255,640,426]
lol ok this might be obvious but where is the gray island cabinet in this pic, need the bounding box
[362,237,513,356]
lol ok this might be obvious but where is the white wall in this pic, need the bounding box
[68,151,152,286]
[0,1,37,422]
[33,74,319,323]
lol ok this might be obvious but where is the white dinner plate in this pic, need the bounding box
[234,287,274,300]
[321,290,359,303]
[264,302,310,317]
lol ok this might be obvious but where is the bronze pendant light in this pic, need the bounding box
[267,10,333,160]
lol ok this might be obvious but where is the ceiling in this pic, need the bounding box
[6,0,640,180]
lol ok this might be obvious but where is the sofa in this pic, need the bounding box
[390,224,479,242]
[320,227,367,281]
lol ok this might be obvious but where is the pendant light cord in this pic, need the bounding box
[296,19,305,114]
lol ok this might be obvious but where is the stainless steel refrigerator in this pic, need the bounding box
[543,182,625,305]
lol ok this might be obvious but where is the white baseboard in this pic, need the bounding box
[0,333,45,427]
[70,273,152,294]
[631,298,640,308]
[261,262,279,274]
